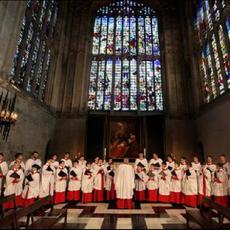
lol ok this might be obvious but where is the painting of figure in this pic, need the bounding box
[109,119,139,159]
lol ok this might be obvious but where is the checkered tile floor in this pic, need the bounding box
[52,202,197,229]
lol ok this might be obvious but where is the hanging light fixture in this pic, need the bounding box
[0,91,18,141]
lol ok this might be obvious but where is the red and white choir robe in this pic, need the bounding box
[134,158,149,172]
[21,172,40,206]
[223,162,230,202]
[197,166,212,205]
[61,158,73,170]
[51,160,59,169]
[81,168,94,203]
[93,165,105,202]
[25,158,42,175]
[67,166,82,201]
[54,167,68,204]
[135,170,148,201]
[0,161,8,196]
[181,167,198,207]
[170,169,182,204]
[115,164,135,209]
[146,170,159,202]
[149,158,163,168]
[79,160,87,171]
[9,160,25,171]
[105,167,116,201]
[39,164,55,201]
[212,169,228,207]
[158,169,171,203]
[4,168,24,209]
[191,162,201,175]
[166,161,175,172]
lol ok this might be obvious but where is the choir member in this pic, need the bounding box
[115,158,135,209]
[105,162,116,201]
[191,155,201,175]
[39,159,55,200]
[181,163,198,207]
[67,160,82,202]
[134,153,148,172]
[4,162,24,209]
[212,163,228,207]
[170,162,182,204]
[81,162,94,203]
[25,151,42,175]
[0,153,8,196]
[22,164,40,206]
[149,153,163,168]
[92,157,100,170]
[9,153,25,171]
[197,163,212,205]
[93,159,106,202]
[205,155,216,173]
[54,160,68,204]
[135,162,148,201]
[79,155,87,170]
[158,161,171,203]
[179,157,187,171]
[61,152,73,172]
[146,163,159,202]
[50,154,59,169]
[166,154,175,172]
[219,154,230,201]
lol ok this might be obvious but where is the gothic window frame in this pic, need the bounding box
[10,0,58,102]
[194,0,230,105]
[87,0,164,113]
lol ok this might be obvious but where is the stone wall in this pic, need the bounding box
[195,95,230,161]
[0,1,56,162]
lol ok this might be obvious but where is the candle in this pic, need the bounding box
[103,147,107,160]
[144,148,146,158]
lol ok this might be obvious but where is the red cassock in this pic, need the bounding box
[146,170,159,202]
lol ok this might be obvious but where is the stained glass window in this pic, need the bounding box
[88,0,163,112]
[10,0,58,102]
[195,0,230,104]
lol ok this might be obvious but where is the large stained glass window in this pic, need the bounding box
[10,0,58,101]
[88,0,163,112]
[194,0,230,104]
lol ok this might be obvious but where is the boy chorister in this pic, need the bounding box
[54,160,68,204]
[149,153,163,168]
[82,162,94,203]
[212,163,228,207]
[166,155,175,172]
[61,152,73,172]
[181,163,198,207]
[93,159,105,202]
[197,164,212,205]
[4,162,24,209]
[0,153,8,196]
[170,162,182,204]
[25,151,42,175]
[9,153,25,172]
[158,161,171,203]
[39,159,55,200]
[105,162,116,201]
[191,155,201,175]
[134,153,149,172]
[22,164,40,206]
[51,154,59,169]
[135,162,148,201]
[146,163,159,202]
[67,160,82,202]
[79,155,87,171]
[179,157,187,172]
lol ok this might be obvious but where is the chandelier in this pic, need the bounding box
[0,91,18,141]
